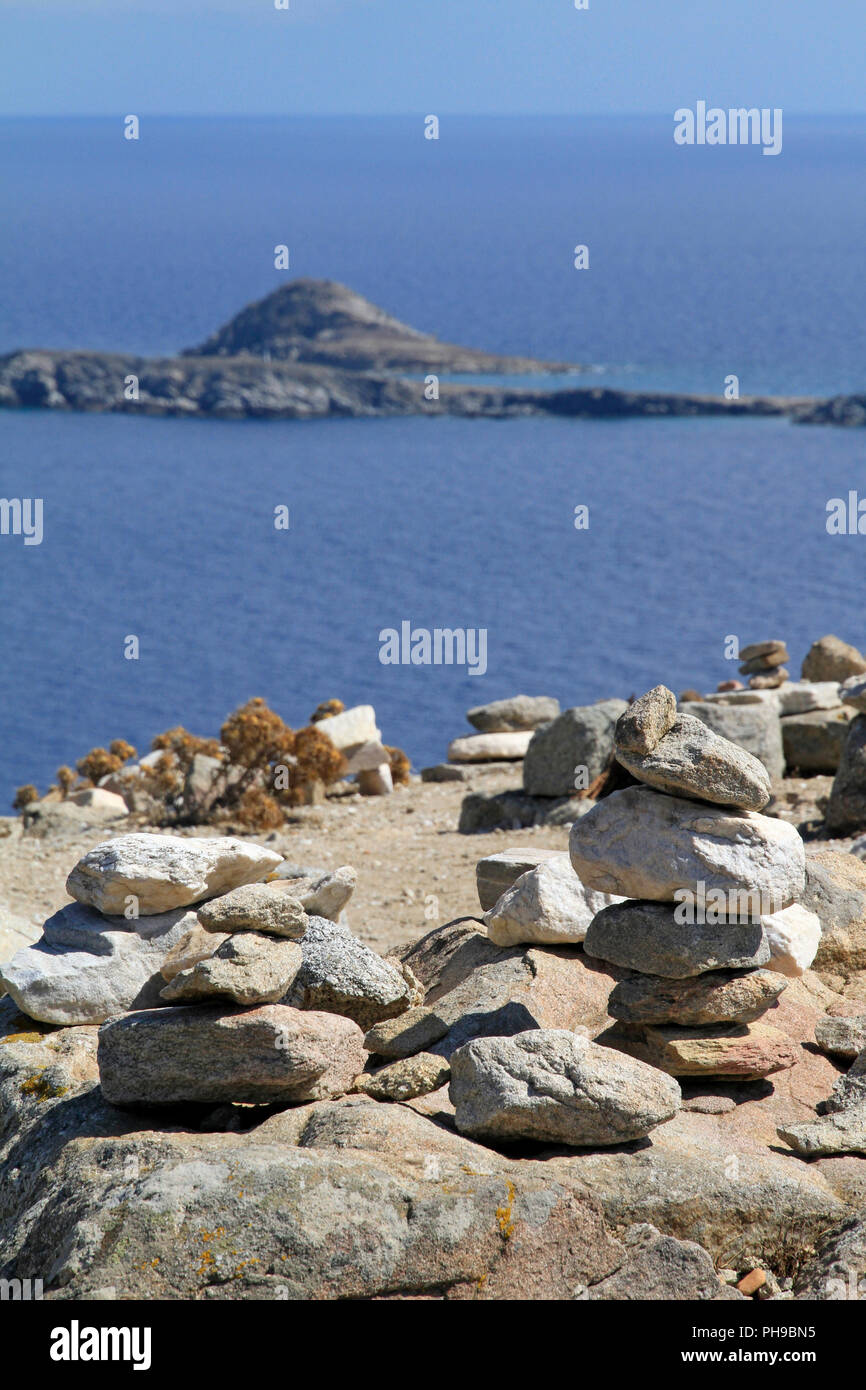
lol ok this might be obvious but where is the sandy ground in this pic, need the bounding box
[0,766,849,958]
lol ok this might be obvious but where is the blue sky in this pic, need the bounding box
[1,0,864,116]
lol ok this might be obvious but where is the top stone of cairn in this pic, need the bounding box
[615,706,772,811]
[614,685,677,757]
[66,834,283,916]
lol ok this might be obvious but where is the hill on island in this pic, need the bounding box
[183,277,578,375]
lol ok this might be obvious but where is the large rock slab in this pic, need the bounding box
[523,699,627,797]
[66,834,282,916]
[160,932,303,1006]
[781,709,852,774]
[197,882,307,938]
[776,681,843,715]
[450,1029,681,1146]
[607,1021,799,1079]
[778,1106,866,1158]
[615,713,771,810]
[680,701,784,780]
[98,1003,365,1106]
[569,786,806,907]
[803,849,866,983]
[0,903,196,1025]
[584,900,770,977]
[467,695,560,734]
[826,715,866,834]
[588,1222,744,1301]
[448,732,532,763]
[284,916,416,1030]
[801,635,866,683]
[608,968,788,1026]
[484,857,623,947]
[476,847,563,912]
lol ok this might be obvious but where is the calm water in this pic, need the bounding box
[1,117,865,797]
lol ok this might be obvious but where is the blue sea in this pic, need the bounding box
[1,116,865,799]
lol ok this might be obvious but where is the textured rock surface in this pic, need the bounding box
[0,903,197,1025]
[450,1029,681,1146]
[682,701,785,780]
[66,834,282,916]
[608,968,788,1026]
[840,674,866,713]
[466,695,560,734]
[826,715,866,834]
[197,882,307,938]
[475,847,563,912]
[160,932,303,1006]
[353,1052,451,1102]
[364,1006,450,1058]
[760,904,821,977]
[523,699,628,797]
[781,709,852,774]
[778,1107,866,1158]
[98,1003,365,1105]
[614,686,677,757]
[569,786,806,906]
[284,916,415,1030]
[815,1013,866,1059]
[616,713,771,810]
[459,789,592,833]
[160,923,229,981]
[314,704,379,750]
[484,856,623,947]
[447,732,533,763]
[776,682,843,715]
[587,1223,744,1301]
[801,635,866,683]
[584,900,770,977]
[608,1021,799,1079]
[803,850,866,983]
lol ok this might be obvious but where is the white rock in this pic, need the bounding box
[66,834,282,916]
[484,858,624,947]
[66,788,129,818]
[343,740,391,774]
[358,765,393,796]
[569,786,806,908]
[760,903,821,977]
[840,675,866,713]
[316,705,380,751]
[0,903,197,1024]
[448,732,533,763]
[476,848,563,911]
[702,690,780,708]
[776,682,842,715]
[0,910,42,966]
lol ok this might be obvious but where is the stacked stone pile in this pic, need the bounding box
[737,639,790,690]
[425,694,559,779]
[570,686,821,1080]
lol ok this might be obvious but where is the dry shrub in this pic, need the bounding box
[310,698,344,723]
[233,788,284,830]
[385,745,410,786]
[278,724,346,806]
[55,766,77,796]
[75,747,124,786]
[12,785,38,812]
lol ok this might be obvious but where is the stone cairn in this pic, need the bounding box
[569,686,821,1082]
[735,639,789,691]
[424,694,560,780]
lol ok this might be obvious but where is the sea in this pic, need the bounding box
[1,115,865,799]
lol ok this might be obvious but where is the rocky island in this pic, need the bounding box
[0,277,848,425]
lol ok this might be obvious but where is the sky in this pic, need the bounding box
[0,0,864,117]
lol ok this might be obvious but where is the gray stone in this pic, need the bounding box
[569,786,806,907]
[0,903,197,1025]
[740,641,788,664]
[353,1052,451,1102]
[264,864,355,920]
[801,635,866,683]
[476,847,563,912]
[840,674,866,713]
[160,932,303,1006]
[466,695,560,734]
[284,917,414,1031]
[197,882,308,938]
[826,716,866,834]
[795,1217,866,1299]
[616,713,771,810]
[588,1223,745,1301]
[66,833,282,916]
[450,1029,681,1146]
[459,789,592,833]
[160,924,229,981]
[781,708,852,774]
[421,763,470,783]
[484,856,623,947]
[680,701,785,781]
[523,699,628,797]
[614,686,677,757]
[448,732,532,763]
[97,1003,365,1106]
[608,968,788,1026]
[803,850,866,981]
[364,1006,450,1058]
[778,1106,866,1158]
[776,681,842,715]
[814,1014,866,1060]
[584,900,771,978]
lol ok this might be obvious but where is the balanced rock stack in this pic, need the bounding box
[0,832,422,1108]
[570,686,821,1081]
[737,640,789,690]
[426,695,559,779]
